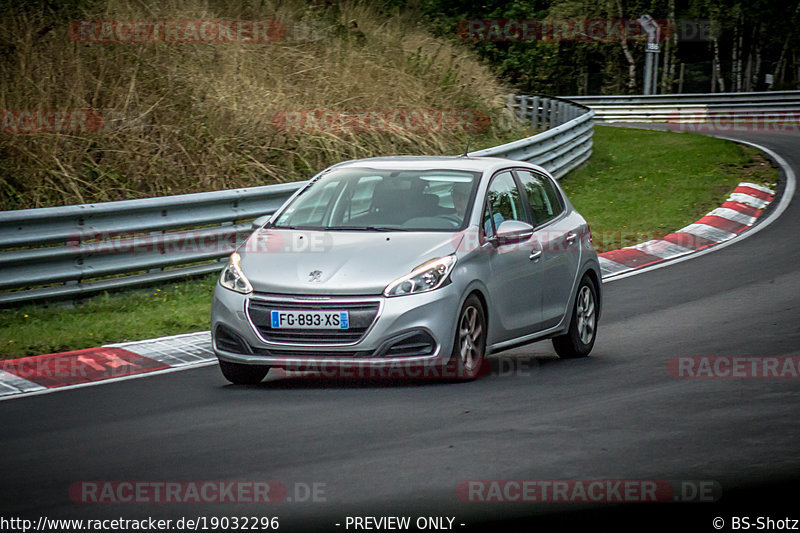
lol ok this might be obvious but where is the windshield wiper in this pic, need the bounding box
[325,226,412,232]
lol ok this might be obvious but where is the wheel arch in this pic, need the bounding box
[456,274,492,341]
[467,287,490,333]
[582,266,602,321]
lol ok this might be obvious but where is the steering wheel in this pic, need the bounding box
[439,213,463,227]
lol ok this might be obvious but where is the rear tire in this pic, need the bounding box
[552,275,598,359]
[219,360,270,385]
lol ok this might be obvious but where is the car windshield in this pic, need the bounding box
[271,167,481,231]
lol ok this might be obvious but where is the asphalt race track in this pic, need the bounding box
[1,129,799,532]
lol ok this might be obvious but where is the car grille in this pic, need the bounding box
[247,296,380,345]
[250,347,374,358]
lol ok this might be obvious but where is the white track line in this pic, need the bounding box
[0,361,218,402]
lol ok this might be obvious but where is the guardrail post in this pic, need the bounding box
[147,230,164,272]
[518,95,529,121]
[531,96,540,129]
[539,99,547,129]
[506,93,516,116]
[550,100,557,128]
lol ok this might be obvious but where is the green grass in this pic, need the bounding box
[561,125,778,252]
[0,275,217,359]
[0,126,779,360]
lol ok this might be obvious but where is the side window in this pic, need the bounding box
[481,171,525,237]
[516,170,564,226]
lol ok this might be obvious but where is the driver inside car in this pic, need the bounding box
[449,182,470,222]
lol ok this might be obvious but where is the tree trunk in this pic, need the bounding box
[744,50,752,92]
[775,39,789,87]
[661,0,677,93]
[795,49,799,89]
[730,25,737,92]
[750,23,764,91]
[711,18,726,93]
[711,58,718,93]
[613,0,637,93]
[621,42,637,93]
[730,20,742,92]
[736,19,743,92]
[661,36,671,93]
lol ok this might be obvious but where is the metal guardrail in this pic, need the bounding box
[0,184,304,305]
[562,90,800,123]
[471,95,594,178]
[0,95,593,306]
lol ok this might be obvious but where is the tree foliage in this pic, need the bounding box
[410,0,800,94]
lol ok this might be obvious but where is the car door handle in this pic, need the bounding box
[565,232,577,246]
[529,249,543,261]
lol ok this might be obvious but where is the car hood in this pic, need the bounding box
[239,229,464,295]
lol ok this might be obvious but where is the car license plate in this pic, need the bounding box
[270,310,349,329]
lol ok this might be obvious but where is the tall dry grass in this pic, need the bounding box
[0,0,524,210]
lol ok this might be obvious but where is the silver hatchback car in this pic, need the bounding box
[211,156,601,384]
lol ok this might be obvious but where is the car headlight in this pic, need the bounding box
[219,252,253,294]
[384,255,457,297]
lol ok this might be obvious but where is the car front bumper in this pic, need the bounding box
[211,282,462,369]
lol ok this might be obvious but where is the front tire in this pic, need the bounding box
[447,294,488,380]
[552,275,598,359]
[219,359,270,385]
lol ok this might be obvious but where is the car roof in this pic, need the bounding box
[327,156,548,176]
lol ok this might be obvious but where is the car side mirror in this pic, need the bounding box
[251,215,272,231]
[493,220,534,245]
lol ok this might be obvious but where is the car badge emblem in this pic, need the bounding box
[308,270,322,282]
